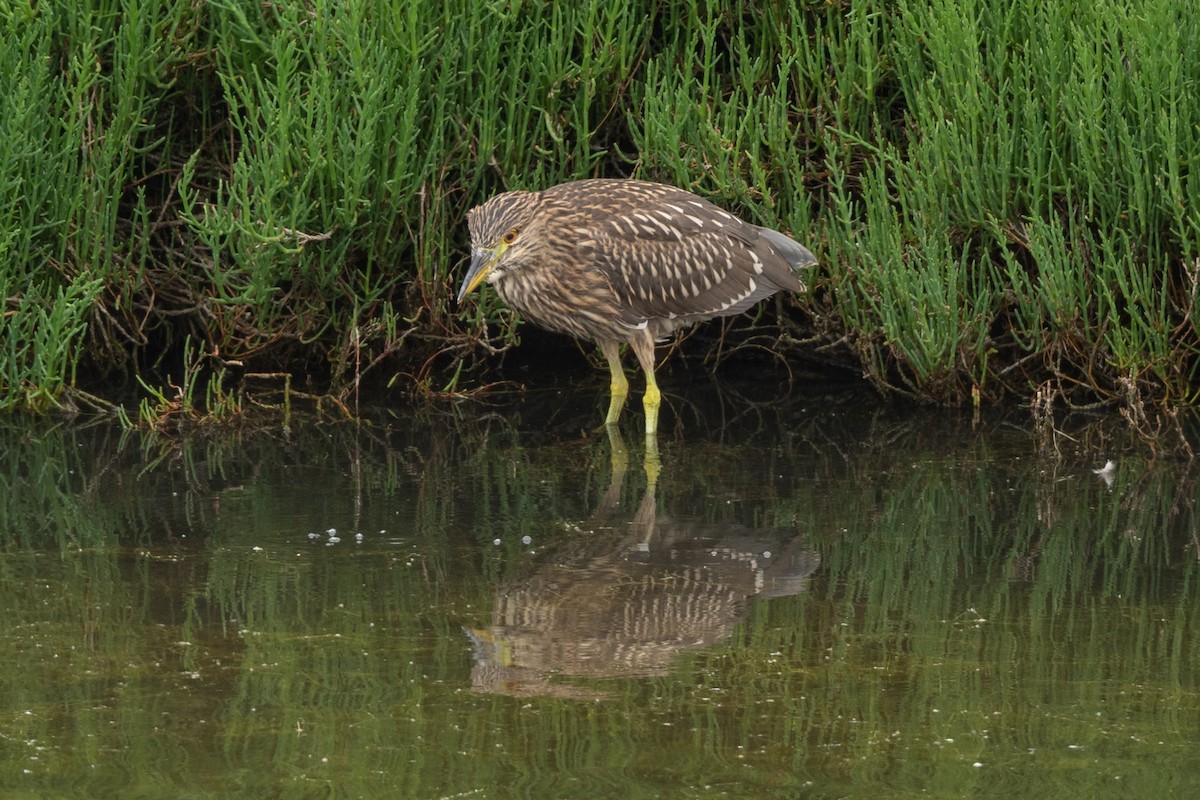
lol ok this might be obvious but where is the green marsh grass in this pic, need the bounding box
[2,0,1199,432]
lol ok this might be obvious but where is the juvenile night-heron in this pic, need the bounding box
[456,178,816,436]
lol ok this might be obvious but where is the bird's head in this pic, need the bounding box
[457,190,542,303]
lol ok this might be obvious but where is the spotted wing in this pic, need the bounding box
[577,187,813,331]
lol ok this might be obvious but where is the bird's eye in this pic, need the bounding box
[502,228,519,245]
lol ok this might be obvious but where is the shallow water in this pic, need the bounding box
[2,373,1199,798]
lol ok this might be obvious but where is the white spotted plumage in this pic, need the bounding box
[459,178,817,434]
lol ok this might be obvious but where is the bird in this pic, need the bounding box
[456,178,816,437]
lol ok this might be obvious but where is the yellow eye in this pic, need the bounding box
[502,228,519,245]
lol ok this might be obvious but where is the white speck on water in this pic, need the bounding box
[1093,459,1117,487]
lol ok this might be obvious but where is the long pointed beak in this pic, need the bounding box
[456,248,499,304]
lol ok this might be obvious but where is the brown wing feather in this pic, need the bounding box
[564,183,811,333]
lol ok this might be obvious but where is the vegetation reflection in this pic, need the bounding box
[1,396,1199,797]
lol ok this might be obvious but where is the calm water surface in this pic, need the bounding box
[2,375,1198,798]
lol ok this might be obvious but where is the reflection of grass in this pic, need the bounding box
[2,398,1199,796]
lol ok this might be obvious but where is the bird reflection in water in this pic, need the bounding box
[465,430,820,698]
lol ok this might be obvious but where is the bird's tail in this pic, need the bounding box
[757,227,818,273]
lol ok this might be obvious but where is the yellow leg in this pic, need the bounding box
[628,332,661,438]
[597,339,628,426]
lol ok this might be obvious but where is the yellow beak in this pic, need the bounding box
[456,245,504,303]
